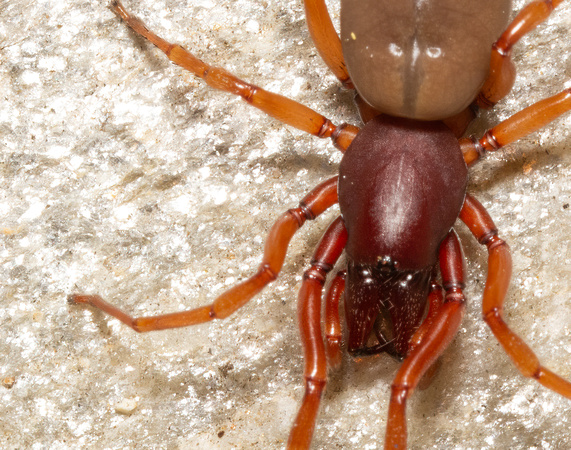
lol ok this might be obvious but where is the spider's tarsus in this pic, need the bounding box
[110,0,127,18]
[67,294,96,305]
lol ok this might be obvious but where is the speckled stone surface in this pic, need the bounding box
[1,0,570,449]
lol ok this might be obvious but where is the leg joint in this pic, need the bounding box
[390,384,410,404]
[302,263,329,285]
[481,130,501,152]
[287,207,309,226]
[486,235,507,251]
[483,306,503,323]
[444,289,466,304]
[242,85,257,103]
[259,263,279,282]
[317,119,335,138]
[304,377,327,393]
[479,229,499,246]
[469,136,487,160]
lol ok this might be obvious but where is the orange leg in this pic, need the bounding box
[303,0,353,88]
[460,193,571,399]
[461,88,571,166]
[288,217,347,449]
[384,230,466,450]
[324,269,346,369]
[442,106,479,138]
[69,176,338,331]
[406,278,446,391]
[111,0,359,152]
[407,280,444,353]
[477,0,565,108]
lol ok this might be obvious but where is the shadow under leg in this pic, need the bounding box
[111,1,360,151]
[460,193,571,399]
[70,177,339,332]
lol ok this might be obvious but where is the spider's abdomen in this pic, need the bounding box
[340,0,511,120]
[338,115,467,271]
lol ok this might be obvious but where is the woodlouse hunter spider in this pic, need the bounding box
[69,0,571,448]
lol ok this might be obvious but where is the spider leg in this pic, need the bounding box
[385,230,466,450]
[111,0,359,152]
[69,177,338,332]
[324,269,346,369]
[477,0,565,108]
[303,0,353,88]
[407,279,444,353]
[460,193,571,399]
[461,87,571,166]
[288,217,347,449]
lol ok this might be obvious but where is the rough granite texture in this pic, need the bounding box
[1,0,570,449]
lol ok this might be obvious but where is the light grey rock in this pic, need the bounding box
[1,0,570,448]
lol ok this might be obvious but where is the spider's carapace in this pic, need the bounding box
[338,116,468,357]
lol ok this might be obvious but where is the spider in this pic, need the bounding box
[70,0,571,447]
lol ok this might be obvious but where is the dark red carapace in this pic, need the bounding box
[71,1,571,449]
[338,116,467,357]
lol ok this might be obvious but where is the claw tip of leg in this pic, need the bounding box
[110,0,123,16]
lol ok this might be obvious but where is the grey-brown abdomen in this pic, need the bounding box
[341,0,511,120]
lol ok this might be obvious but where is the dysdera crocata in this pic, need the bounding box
[69,0,571,447]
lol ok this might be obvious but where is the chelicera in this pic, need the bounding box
[70,0,571,448]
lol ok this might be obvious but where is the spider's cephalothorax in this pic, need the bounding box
[338,116,467,358]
